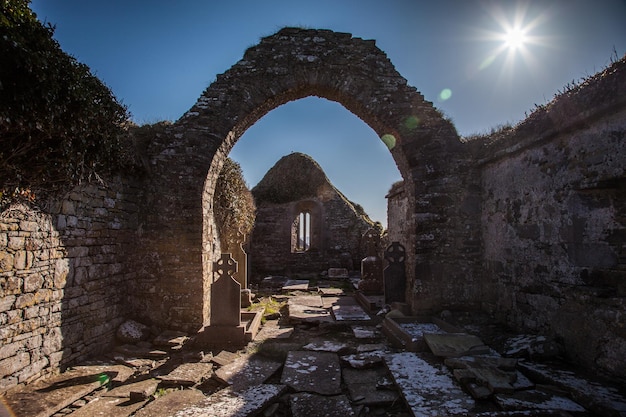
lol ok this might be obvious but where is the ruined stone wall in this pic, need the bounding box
[386,181,407,245]
[0,178,140,392]
[250,187,373,278]
[479,61,626,378]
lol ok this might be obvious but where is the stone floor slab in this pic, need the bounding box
[288,295,323,308]
[66,379,158,417]
[254,320,294,341]
[101,378,159,399]
[518,361,626,416]
[172,384,286,417]
[494,390,586,413]
[210,350,238,367]
[66,396,147,417]
[213,354,283,392]
[158,362,213,386]
[282,280,310,291]
[331,304,371,321]
[318,287,345,296]
[114,344,168,359]
[341,350,387,369]
[303,340,350,353]
[133,389,207,417]
[290,392,356,417]
[343,367,399,405]
[357,343,387,353]
[2,364,133,417]
[281,351,342,395]
[287,303,333,324]
[351,325,381,339]
[322,295,357,308]
[424,333,490,357]
[385,352,475,416]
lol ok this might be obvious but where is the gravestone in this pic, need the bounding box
[358,228,383,294]
[227,231,248,289]
[197,253,263,347]
[211,253,240,326]
[383,242,406,304]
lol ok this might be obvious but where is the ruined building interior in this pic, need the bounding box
[1,27,625,416]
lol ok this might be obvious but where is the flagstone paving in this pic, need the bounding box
[3,288,626,417]
[280,351,342,395]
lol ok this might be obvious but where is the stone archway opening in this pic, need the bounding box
[151,27,463,330]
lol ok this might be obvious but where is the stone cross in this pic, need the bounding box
[213,253,238,282]
[229,230,248,290]
[384,242,407,304]
[210,253,241,327]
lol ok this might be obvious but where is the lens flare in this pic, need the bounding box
[439,89,452,101]
[98,373,110,385]
[381,134,396,150]
[1,398,16,417]
[403,115,420,130]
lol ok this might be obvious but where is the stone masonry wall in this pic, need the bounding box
[479,61,626,378]
[386,181,408,245]
[168,27,467,327]
[0,178,140,392]
[249,154,373,278]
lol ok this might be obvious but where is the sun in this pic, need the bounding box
[474,3,549,73]
[504,27,528,50]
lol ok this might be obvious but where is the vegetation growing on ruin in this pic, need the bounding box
[0,0,132,206]
[214,158,256,249]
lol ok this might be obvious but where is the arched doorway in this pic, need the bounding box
[145,27,467,331]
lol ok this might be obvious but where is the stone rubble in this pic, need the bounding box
[2,284,625,417]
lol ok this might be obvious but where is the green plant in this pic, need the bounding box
[214,158,256,249]
[0,0,131,201]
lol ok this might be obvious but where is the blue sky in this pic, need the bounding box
[30,0,626,227]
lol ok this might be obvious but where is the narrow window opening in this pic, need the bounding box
[295,211,311,252]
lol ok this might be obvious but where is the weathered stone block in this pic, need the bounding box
[116,319,150,343]
[14,293,35,309]
[23,274,43,293]
[0,252,15,272]
[8,236,25,250]
[0,342,20,361]
[0,352,30,378]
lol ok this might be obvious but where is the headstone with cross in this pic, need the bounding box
[210,253,241,327]
[225,232,252,307]
[384,241,407,304]
[226,230,248,290]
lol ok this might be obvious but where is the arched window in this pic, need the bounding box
[294,210,311,252]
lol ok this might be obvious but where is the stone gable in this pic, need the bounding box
[249,153,378,276]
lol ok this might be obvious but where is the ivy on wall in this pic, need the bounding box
[0,0,132,204]
[214,158,256,250]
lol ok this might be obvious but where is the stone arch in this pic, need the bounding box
[147,27,470,330]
